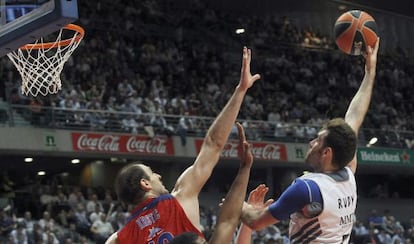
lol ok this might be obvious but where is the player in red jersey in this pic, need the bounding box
[105,47,260,244]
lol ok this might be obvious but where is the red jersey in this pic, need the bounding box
[117,194,204,243]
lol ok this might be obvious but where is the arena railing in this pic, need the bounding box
[1,104,413,149]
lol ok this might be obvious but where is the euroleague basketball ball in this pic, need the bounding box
[334,10,378,55]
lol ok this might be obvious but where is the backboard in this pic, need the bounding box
[0,0,78,57]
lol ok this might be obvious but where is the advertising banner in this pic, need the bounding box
[71,133,174,155]
[195,139,288,161]
[357,148,413,165]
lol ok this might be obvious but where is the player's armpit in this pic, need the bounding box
[105,232,118,244]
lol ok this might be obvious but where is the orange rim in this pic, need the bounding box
[21,24,85,50]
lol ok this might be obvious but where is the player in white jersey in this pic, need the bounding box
[240,39,379,244]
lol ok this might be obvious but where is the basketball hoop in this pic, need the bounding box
[7,24,85,97]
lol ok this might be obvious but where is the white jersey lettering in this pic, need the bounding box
[289,167,357,243]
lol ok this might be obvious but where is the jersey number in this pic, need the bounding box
[148,232,174,244]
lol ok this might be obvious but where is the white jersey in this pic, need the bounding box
[289,167,357,244]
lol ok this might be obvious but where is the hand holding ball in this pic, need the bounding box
[334,10,378,55]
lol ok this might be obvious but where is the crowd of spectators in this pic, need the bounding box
[0,184,122,243]
[0,0,413,148]
[2,181,414,244]
[350,209,414,244]
[0,0,414,243]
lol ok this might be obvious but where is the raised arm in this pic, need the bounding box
[345,38,379,173]
[172,47,260,226]
[209,122,254,244]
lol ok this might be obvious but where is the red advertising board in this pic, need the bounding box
[71,133,174,155]
[195,139,287,161]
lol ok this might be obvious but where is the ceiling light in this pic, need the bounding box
[71,159,80,164]
[24,157,33,163]
[37,171,46,176]
[235,28,245,34]
[367,137,378,147]
[369,137,378,145]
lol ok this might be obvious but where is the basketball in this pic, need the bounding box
[334,10,378,55]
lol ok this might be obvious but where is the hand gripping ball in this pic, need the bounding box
[334,10,378,55]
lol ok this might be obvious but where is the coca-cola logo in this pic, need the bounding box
[127,137,167,154]
[251,144,282,160]
[72,133,174,155]
[76,134,120,152]
[221,142,286,160]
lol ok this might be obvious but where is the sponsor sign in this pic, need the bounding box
[287,144,309,162]
[71,133,174,155]
[357,148,413,165]
[45,135,56,147]
[195,139,288,161]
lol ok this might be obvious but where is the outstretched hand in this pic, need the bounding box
[247,184,274,209]
[238,47,261,91]
[236,122,253,168]
[364,37,380,78]
[239,184,274,228]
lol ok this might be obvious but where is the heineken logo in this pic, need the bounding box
[358,149,412,164]
[360,151,401,162]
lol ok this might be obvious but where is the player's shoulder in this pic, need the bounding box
[286,178,320,199]
[300,167,353,182]
[293,178,320,192]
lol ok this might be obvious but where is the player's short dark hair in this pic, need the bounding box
[170,232,200,244]
[322,118,357,169]
[115,163,150,205]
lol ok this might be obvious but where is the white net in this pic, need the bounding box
[7,25,84,97]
